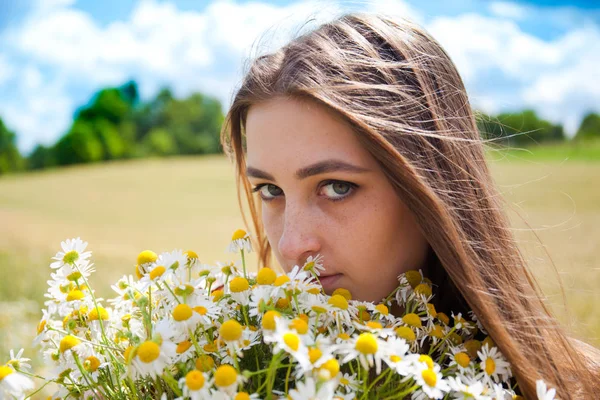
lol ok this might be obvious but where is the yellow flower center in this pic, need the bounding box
[150,266,166,280]
[66,289,85,301]
[211,289,224,301]
[404,270,422,288]
[464,340,482,358]
[375,304,389,315]
[67,271,82,281]
[289,318,309,334]
[137,341,161,363]
[177,341,192,354]
[307,288,321,295]
[137,250,158,265]
[422,369,437,387]
[261,310,281,331]
[123,346,134,363]
[89,306,109,321]
[203,342,218,353]
[220,320,243,341]
[194,306,208,315]
[437,312,450,326]
[283,333,300,351]
[196,355,215,372]
[235,393,251,400]
[62,250,79,264]
[273,275,290,286]
[430,324,444,338]
[231,229,247,241]
[419,354,434,370]
[303,261,315,271]
[311,305,327,314]
[0,365,14,381]
[84,356,101,372]
[328,295,348,310]
[175,284,194,297]
[320,359,340,379]
[59,335,81,353]
[390,355,402,363]
[485,357,496,375]
[37,319,47,334]
[309,347,322,364]
[402,313,422,328]
[230,277,250,293]
[366,321,383,330]
[172,304,193,321]
[455,352,471,368]
[332,288,352,300]
[185,370,205,391]
[276,297,290,309]
[215,365,237,387]
[355,333,377,355]
[395,326,416,342]
[340,377,350,385]
[483,336,496,349]
[337,333,350,340]
[414,283,432,297]
[257,268,277,285]
[185,250,199,260]
[427,303,437,318]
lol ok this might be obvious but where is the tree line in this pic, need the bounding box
[0,80,599,175]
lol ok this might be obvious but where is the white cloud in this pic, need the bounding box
[426,13,600,136]
[489,1,528,20]
[0,0,598,151]
[0,54,15,86]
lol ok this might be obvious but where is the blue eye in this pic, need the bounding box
[320,181,356,201]
[252,184,283,200]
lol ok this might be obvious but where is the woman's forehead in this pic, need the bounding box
[245,97,377,173]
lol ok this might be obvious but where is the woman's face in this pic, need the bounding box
[245,97,430,302]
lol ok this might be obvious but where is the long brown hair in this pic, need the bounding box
[221,13,599,398]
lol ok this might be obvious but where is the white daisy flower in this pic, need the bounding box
[334,332,386,374]
[264,317,311,370]
[536,380,557,400]
[476,344,512,385]
[228,229,252,253]
[213,364,246,396]
[50,237,92,269]
[447,376,489,400]
[411,362,450,400]
[7,348,31,371]
[178,370,212,400]
[301,254,325,276]
[337,372,360,391]
[288,376,337,400]
[130,336,177,378]
[0,365,34,399]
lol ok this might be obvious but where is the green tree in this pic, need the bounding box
[54,120,104,165]
[0,117,25,175]
[27,144,57,170]
[575,112,600,141]
[477,109,565,146]
[133,89,224,156]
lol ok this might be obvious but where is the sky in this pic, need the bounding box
[0,0,599,155]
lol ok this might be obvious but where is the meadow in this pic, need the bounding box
[1,148,599,368]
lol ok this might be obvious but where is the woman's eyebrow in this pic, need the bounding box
[246,159,370,181]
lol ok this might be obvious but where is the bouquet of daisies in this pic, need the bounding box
[1,230,558,400]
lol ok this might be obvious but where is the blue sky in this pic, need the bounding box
[1,0,599,154]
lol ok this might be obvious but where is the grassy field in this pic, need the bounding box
[1,151,599,370]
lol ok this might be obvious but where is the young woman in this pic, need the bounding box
[221,13,599,399]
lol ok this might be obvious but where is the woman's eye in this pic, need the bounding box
[320,181,355,200]
[253,184,283,200]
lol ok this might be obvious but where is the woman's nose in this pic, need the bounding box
[277,203,321,267]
